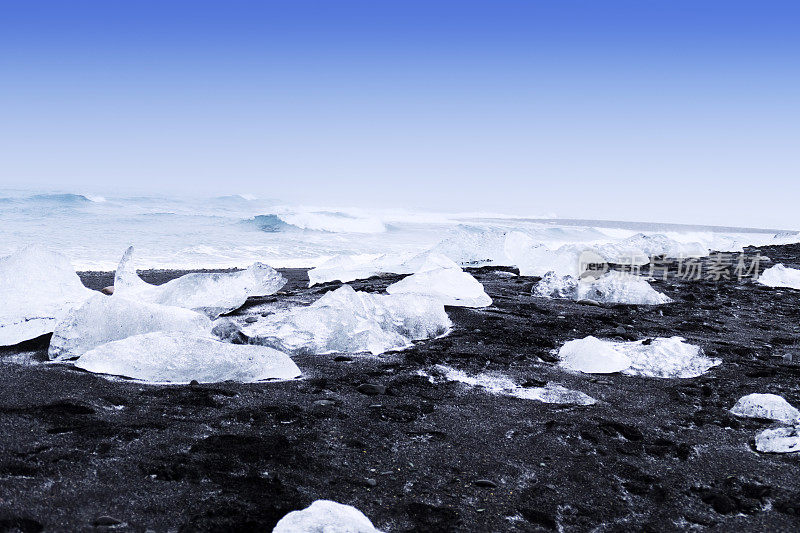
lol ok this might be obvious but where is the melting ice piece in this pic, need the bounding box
[730,393,800,424]
[75,332,301,384]
[386,268,492,308]
[622,337,719,378]
[755,426,800,453]
[49,293,212,360]
[558,336,719,378]
[0,246,93,346]
[307,251,460,287]
[534,271,671,305]
[273,500,381,533]
[432,365,596,405]
[757,264,800,290]
[596,233,708,264]
[431,225,510,265]
[504,232,581,277]
[307,254,387,286]
[244,285,451,355]
[558,336,632,374]
[113,246,286,318]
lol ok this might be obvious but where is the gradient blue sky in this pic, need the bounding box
[1,1,798,228]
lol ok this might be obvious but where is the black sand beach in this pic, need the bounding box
[2,245,800,532]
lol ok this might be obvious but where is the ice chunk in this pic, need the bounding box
[398,252,461,273]
[579,271,671,305]
[0,246,93,346]
[512,383,597,405]
[386,268,492,307]
[534,271,671,305]
[429,365,596,405]
[113,246,286,317]
[75,332,301,384]
[757,264,800,290]
[558,336,632,374]
[730,393,800,424]
[622,337,718,378]
[532,272,580,299]
[597,233,708,264]
[431,225,510,265]
[273,500,380,533]
[755,427,800,453]
[244,285,450,355]
[49,293,212,360]
[307,251,460,287]
[307,254,387,286]
[558,336,718,378]
[504,232,581,277]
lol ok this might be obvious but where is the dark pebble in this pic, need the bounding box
[93,516,123,526]
[473,479,497,488]
[334,355,353,362]
[357,384,387,396]
[244,316,258,323]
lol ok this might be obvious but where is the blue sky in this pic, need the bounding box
[1,1,798,228]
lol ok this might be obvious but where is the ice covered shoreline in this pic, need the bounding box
[2,242,800,531]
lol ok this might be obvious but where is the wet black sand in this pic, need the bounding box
[1,245,800,532]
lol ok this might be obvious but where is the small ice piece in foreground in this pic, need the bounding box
[113,246,286,318]
[432,365,596,405]
[558,336,718,378]
[512,383,596,405]
[755,426,800,453]
[386,268,492,308]
[730,393,800,424]
[579,271,671,305]
[273,500,381,533]
[757,264,800,290]
[534,271,671,305]
[558,336,632,374]
[49,293,212,360]
[0,245,93,346]
[245,285,451,355]
[75,332,301,384]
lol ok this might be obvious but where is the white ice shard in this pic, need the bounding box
[244,285,451,355]
[430,365,596,405]
[75,332,301,384]
[273,500,380,533]
[386,268,492,308]
[534,271,671,305]
[113,246,286,318]
[730,393,800,424]
[757,264,800,290]
[755,426,800,453]
[49,293,212,360]
[558,336,632,374]
[558,336,718,378]
[0,245,93,346]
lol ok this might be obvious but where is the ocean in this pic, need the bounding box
[0,190,796,271]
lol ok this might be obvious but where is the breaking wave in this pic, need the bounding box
[245,211,387,234]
